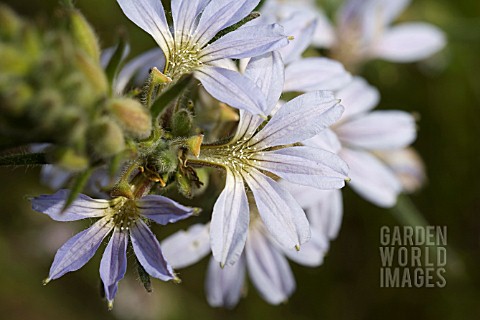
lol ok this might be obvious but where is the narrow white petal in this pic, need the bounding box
[336,110,416,150]
[340,148,402,207]
[116,0,173,57]
[335,76,379,120]
[372,23,446,62]
[251,91,344,148]
[284,58,352,93]
[210,170,249,266]
[303,129,342,154]
[206,255,246,308]
[280,229,329,267]
[246,226,295,304]
[161,224,211,269]
[243,169,310,250]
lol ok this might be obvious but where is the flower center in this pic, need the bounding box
[165,43,203,79]
[107,198,140,231]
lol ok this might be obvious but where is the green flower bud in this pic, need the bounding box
[48,147,89,171]
[74,51,108,96]
[89,118,125,157]
[68,9,101,62]
[176,171,193,199]
[108,98,152,139]
[172,109,193,137]
[156,149,178,174]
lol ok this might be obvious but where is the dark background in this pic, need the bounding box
[0,0,479,319]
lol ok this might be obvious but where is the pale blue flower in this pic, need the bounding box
[189,52,349,267]
[116,0,290,115]
[31,190,195,309]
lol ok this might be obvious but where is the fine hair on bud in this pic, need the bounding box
[88,118,126,158]
[107,98,152,140]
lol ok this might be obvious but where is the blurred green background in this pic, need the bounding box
[1,0,479,319]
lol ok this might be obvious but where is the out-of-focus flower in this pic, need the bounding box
[31,190,195,309]
[305,77,417,207]
[188,52,348,267]
[116,0,290,115]
[162,215,329,308]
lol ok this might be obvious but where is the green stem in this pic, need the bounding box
[0,153,48,166]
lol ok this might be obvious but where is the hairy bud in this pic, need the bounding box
[108,98,152,139]
[172,109,193,137]
[74,51,108,96]
[89,118,126,157]
[68,9,101,62]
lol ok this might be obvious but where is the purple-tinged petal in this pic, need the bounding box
[161,224,211,269]
[130,219,174,281]
[194,0,260,47]
[244,52,284,114]
[372,23,446,62]
[284,58,352,92]
[255,146,349,189]
[246,225,295,304]
[336,76,379,120]
[211,170,249,267]
[303,129,342,154]
[243,168,310,250]
[336,110,416,150]
[136,195,194,225]
[251,91,344,148]
[100,228,128,306]
[200,24,288,63]
[31,190,109,222]
[206,255,246,309]
[116,0,173,57]
[115,48,165,94]
[232,110,266,143]
[47,218,113,281]
[39,165,72,190]
[195,65,267,115]
[340,148,402,207]
[312,8,336,48]
[172,0,209,40]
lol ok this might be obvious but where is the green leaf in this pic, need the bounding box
[0,152,47,166]
[150,74,193,120]
[104,35,129,91]
[61,167,94,212]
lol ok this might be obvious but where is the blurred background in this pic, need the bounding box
[0,0,479,319]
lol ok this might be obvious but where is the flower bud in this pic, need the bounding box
[156,149,178,174]
[89,118,126,157]
[108,98,152,139]
[176,171,193,199]
[0,5,23,38]
[172,109,193,137]
[74,51,108,96]
[68,9,101,62]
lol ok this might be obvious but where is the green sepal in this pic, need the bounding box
[136,256,152,293]
[209,12,261,44]
[61,167,94,213]
[150,75,193,120]
[0,152,47,166]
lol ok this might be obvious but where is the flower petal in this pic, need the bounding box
[280,229,329,267]
[31,190,109,222]
[200,24,288,63]
[206,255,246,309]
[130,219,174,281]
[172,0,209,41]
[116,0,173,57]
[211,170,249,266]
[284,58,351,92]
[39,165,72,190]
[48,218,113,280]
[279,11,318,64]
[251,91,344,148]
[115,48,165,94]
[246,225,295,304]
[195,65,267,115]
[336,76,379,120]
[161,224,211,269]
[340,148,402,207]
[136,195,194,225]
[243,168,310,250]
[244,51,284,114]
[100,228,128,304]
[194,0,260,47]
[231,110,265,142]
[372,23,446,62]
[307,189,344,240]
[337,110,416,150]
[255,146,349,189]
[303,128,342,154]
